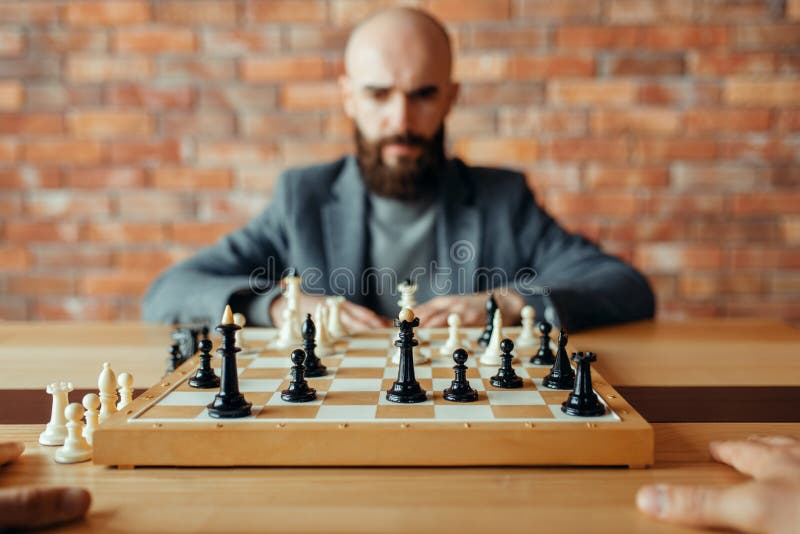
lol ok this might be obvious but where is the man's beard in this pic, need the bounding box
[355,125,446,201]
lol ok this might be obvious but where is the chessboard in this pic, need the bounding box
[93,327,653,468]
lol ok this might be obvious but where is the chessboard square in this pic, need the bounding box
[244,392,272,406]
[538,390,571,405]
[322,391,380,405]
[238,379,283,392]
[346,338,391,349]
[256,405,320,419]
[432,390,490,405]
[345,348,388,357]
[430,357,455,368]
[259,348,287,357]
[158,391,217,406]
[490,405,554,419]
[525,367,552,378]
[266,391,325,406]
[315,405,377,420]
[486,390,544,405]
[432,378,485,392]
[249,357,290,369]
[375,405,435,419]
[239,368,289,379]
[339,357,387,368]
[426,330,449,340]
[137,405,205,419]
[351,330,388,340]
[334,367,384,379]
[433,405,495,421]
[431,367,480,379]
[321,357,342,368]
[328,378,383,392]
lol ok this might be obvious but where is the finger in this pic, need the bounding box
[340,309,382,332]
[0,442,24,465]
[0,487,91,529]
[423,310,450,327]
[341,303,385,328]
[746,435,800,448]
[636,482,769,533]
[710,440,800,481]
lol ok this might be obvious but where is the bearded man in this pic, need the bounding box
[142,7,654,332]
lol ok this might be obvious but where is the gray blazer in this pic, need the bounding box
[142,156,654,331]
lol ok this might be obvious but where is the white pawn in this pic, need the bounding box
[117,372,134,410]
[275,305,302,348]
[326,296,349,339]
[98,362,118,424]
[480,308,505,366]
[314,303,335,357]
[439,313,468,356]
[233,312,247,349]
[82,393,100,446]
[39,381,73,446]
[515,305,537,349]
[54,403,92,464]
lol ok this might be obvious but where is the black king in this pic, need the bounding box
[385,308,427,404]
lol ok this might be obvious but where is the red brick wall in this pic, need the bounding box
[1,0,799,323]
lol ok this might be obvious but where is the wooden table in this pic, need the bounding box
[1,319,798,533]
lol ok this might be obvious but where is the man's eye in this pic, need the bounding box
[368,89,390,100]
[411,88,438,101]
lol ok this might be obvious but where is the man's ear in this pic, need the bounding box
[339,74,355,118]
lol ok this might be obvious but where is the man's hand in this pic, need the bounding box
[415,291,526,328]
[0,442,91,530]
[636,435,800,534]
[270,294,388,333]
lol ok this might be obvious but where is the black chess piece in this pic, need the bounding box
[281,348,317,403]
[301,313,327,377]
[561,352,605,417]
[166,342,184,374]
[531,320,555,365]
[542,329,575,390]
[189,336,220,389]
[207,312,252,418]
[477,293,498,347]
[443,348,478,402]
[490,339,524,389]
[386,309,427,403]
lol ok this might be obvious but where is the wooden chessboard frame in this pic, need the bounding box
[93,329,654,469]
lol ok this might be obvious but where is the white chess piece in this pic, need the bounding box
[82,393,100,446]
[480,308,504,366]
[54,403,92,464]
[98,362,118,424]
[117,372,134,410]
[233,312,247,349]
[326,296,349,339]
[275,306,302,348]
[314,303,335,356]
[284,274,301,311]
[39,381,73,446]
[397,280,417,310]
[515,305,537,349]
[439,313,468,356]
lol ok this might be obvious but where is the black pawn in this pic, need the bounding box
[542,329,575,390]
[531,320,555,365]
[189,337,220,389]
[166,342,184,374]
[476,293,498,347]
[281,348,317,403]
[443,349,478,402]
[561,352,605,417]
[490,339,524,389]
[385,311,427,404]
[207,316,252,418]
[301,314,326,377]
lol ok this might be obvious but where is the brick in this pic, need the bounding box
[773,166,800,188]
[603,54,684,76]
[608,0,693,22]
[0,29,24,56]
[161,112,236,138]
[782,216,800,244]
[324,113,353,139]
[687,52,775,76]
[445,109,497,136]
[0,193,22,216]
[735,24,800,49]
[157,1,238,25]
[603,220,686,242]
[645,26,730,50]
[556,26,642,49]
[516,0,601,21]
[509,54,594,79]
[0,2,59,24]
[85,222,167,243]
[634,244,722,273]
[584,166,669,189]
[639,81,720,106]
[0,114,64,135]
[0,168,61,189]
[0,81,23,111]
[724,79,800,106]
[460,82,544,106]
[288,27,349,51]
[168,222,241,244]
[151,168,232,190]
[33,247,112,269]
[731,192,800,215]
[279,83,340,111]
[548,80,637,105]
[427,0,510,21]
[202,29,281,55]
[236,164,283,193]
[454,53,510,82]
[249,0,327,23]
[548,139,629,161]
[24,140,105,165]
[777,110,800,132]
[671,164,771,191]
[452,138,538,165]
[466,27,547,49]
[158,58,235,81]
[31,298,118,321]
[82,272,153,297]
[281,140,352,165]
[0,246,31,271]
[633,139,717,162]
[115,249,191,271]
[679,274,764,299]
[590,109,681,136]
[522,164,581,193]
[67,110,152,138]
[25,84,101,109]
[719,138,798,162]
[770,275,800,294]
[65,1,150,25]
[197,194,267,219]
[731,248,800,269]
[645,193,725,216]
[64,168,146,189]
[114,28,196,54]
[66,56,152,83]
[0,139,19,162]
[330,0,417,26]
[28,29,108,53]
[790,0,800,19]
[196,141,279,165]
[110,140,182,164]
[106,84,194,110]
[688,220,780,243]
[241,57,328,83]
[546,192,639,217]
[241,114,324,138]
[5,222,82,243]
[24,191,112,218]
[117,192,195,220]
[697,0,780,20]
[200,86,278,110]
[8,276,75,297]
[685,109,771,133]
[779,53,800,74]
[0,56,60,80]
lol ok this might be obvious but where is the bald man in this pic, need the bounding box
[143,7,655,332]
